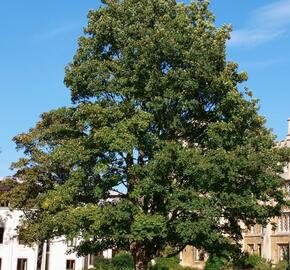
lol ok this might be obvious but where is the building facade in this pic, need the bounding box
[241,120,290,265]
[0,206,112,270]
[180,119,290,269]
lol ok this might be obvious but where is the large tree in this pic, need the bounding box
[3,1,289,269]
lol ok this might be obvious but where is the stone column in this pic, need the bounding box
[262,224,272,261]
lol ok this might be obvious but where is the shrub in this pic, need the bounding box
[149,256,198,270]
[94,251,134,270]
[94,256,111,270]
[149,256,179,270]
[204,254,285,270]
[204,256,229,270]
[276,260,288,270]
[243,255,272,270]
[94,251,198,270]
[111,251,134,268]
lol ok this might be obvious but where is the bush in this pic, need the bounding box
[204,256,229,270]
[94,256,111,270]
[93,251,198,270]
[276,260,288,270]
[243,255,272,270]
[149,256,198,270]
[151,256,180,270]
[94,251,134,270]
[111,251,134,268]
[202,254,286,270]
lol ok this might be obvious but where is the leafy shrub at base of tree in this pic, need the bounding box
[111,251,134,268]
[93,252,198,270]
[205,254,289,270]
[149,256,180,270]
[148,256,199,270]
[204,256,229,270]
[91,252,289,270]
[243,254,272,270]
[94,251,134,270]
[276,260,288,270]
[93,256,110,270]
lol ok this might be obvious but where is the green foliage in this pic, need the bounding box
[276,260,288,270]
[148,256,198,270]
[94,253,196,270]
[205,256,228,270]
[149,256,180,270]
[94,263,133,270]
[204,254,288,270]
[2,0,289,269]
[205,254,276,270]
[94,257,111,270]
[148,247,198,270]
[94,256,133,270]
[111,251,134,268]
[242,254,272,270]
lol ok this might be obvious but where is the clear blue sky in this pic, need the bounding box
[1,0,290,176]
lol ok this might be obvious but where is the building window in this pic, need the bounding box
[0,228,4,244]
[66,238,77,247]
[0,200,9,207]
[194,248,205,261]
[278,214,290,232]
[17,258,27,270]
[279,244,289,261]
[247,244,254,255]
[250,226,254,234]
[257,244,262,256]
[247,224,262,234]
[66,260,75,270]
[284,183,290,199]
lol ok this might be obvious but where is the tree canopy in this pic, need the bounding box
[2,1,289,269]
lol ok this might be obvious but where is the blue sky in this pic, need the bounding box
[1,0,290,176]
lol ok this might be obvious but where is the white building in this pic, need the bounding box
[0,199,112,270]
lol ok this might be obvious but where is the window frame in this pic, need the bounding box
[66,238,77,247]
[66,259,75,270]
[278,244,289,261]
[278,213,290,232]
[17,258,27,270]
[0,227,4,244]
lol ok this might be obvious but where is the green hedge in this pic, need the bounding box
[204,254,289,270]
[94,251,134,270]
[93,252,198,270]
[149,256,198,270]
[92,252,289,270]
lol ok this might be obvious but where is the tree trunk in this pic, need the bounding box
[135,257,148,270]
[131,243,149,270]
